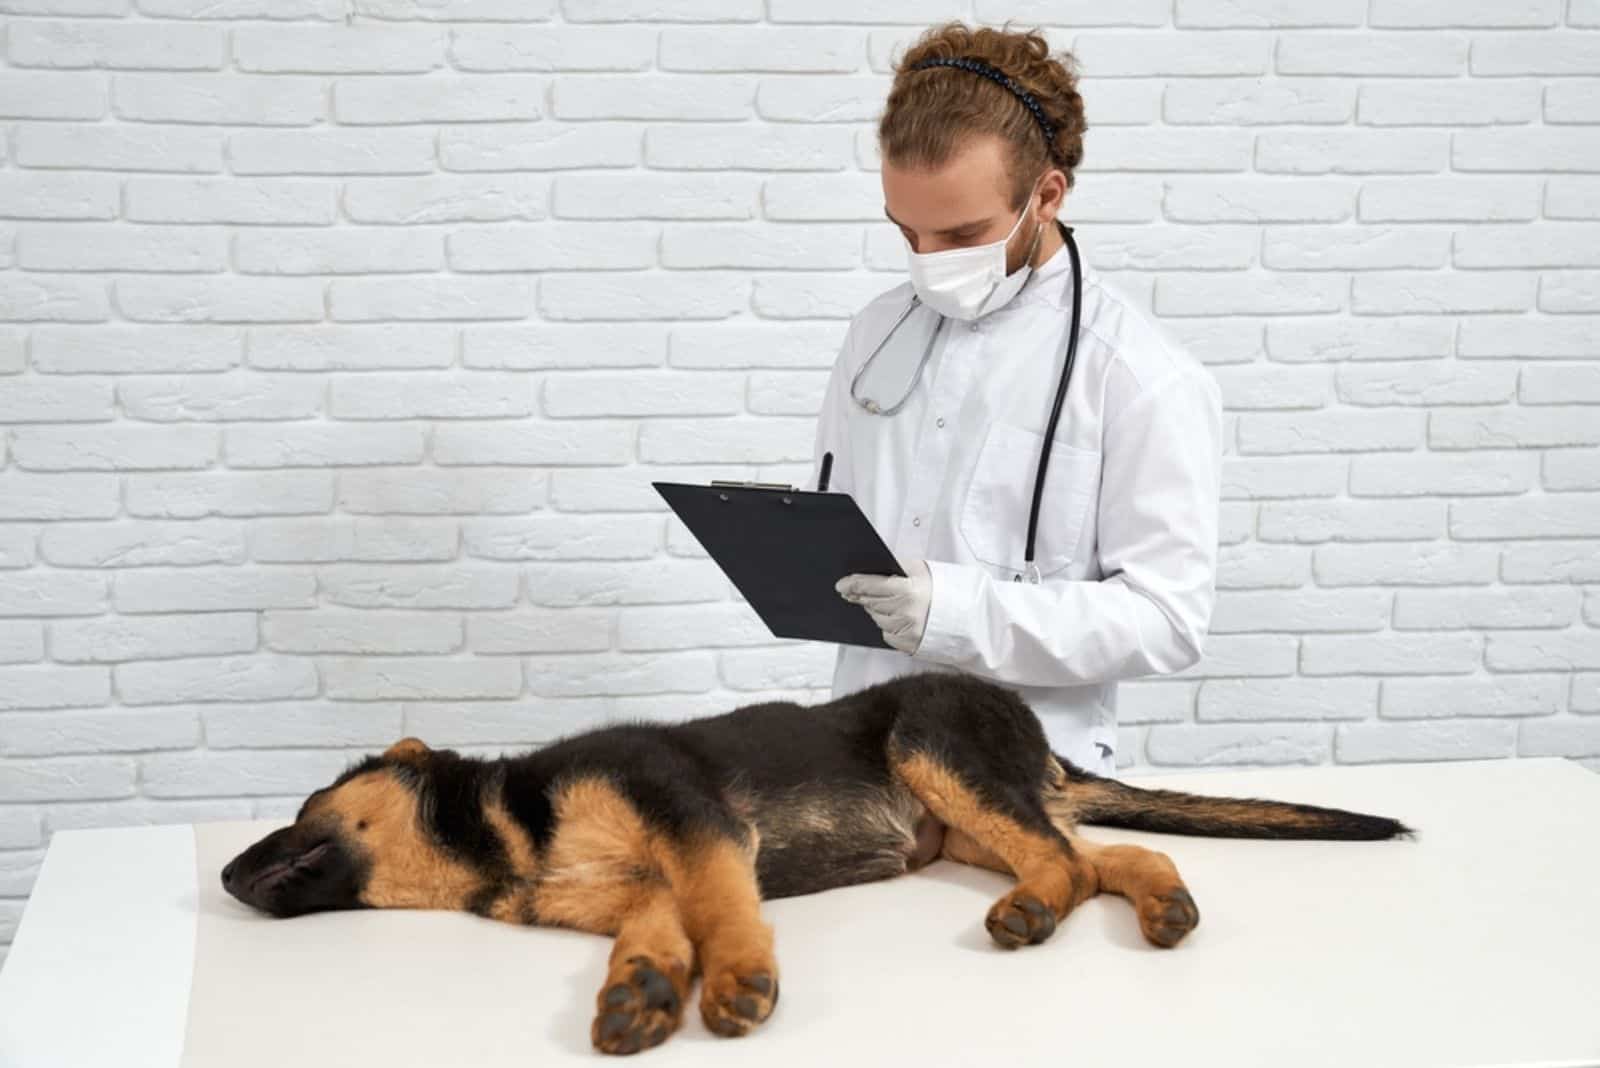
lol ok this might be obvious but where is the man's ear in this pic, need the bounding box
[1036,167,1066,224]
[383,737,431,763]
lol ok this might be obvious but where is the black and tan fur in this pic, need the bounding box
[222,672,1412,1055]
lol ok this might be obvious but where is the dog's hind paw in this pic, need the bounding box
[986,889,1058,949]
[1138,886,1200,948]
[592,956,686,1056]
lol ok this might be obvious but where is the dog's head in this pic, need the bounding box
[221,737,484,918]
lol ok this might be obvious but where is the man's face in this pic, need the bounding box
[882,134,1049,271]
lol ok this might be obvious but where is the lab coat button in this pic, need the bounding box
[936,417,946,428]
[912,516,921,526]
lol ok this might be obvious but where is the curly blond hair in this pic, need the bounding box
[878,22,1088,206]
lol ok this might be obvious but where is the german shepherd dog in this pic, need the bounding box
[222,672,1410,1056]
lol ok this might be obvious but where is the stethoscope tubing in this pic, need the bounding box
[1023,223,1083,581]
[850,222,1083,584]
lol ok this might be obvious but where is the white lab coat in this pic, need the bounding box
[811,240,1224,776]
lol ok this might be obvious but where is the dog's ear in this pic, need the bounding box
[383,737,431,764]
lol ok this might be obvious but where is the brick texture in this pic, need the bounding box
[1,5,1597,956]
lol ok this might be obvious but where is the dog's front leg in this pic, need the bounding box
[659,831,779,1039]
[591,886,696,1055]
[532,775,776,1049]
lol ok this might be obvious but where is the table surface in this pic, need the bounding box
[1,758,1597,1068]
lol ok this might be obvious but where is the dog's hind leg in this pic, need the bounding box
[592,887,695,1055]
[891,745,1099,949]
[939,827,1007,873]
[938,826,1196,947]
[1038,775,1201,947]
[658,830,779,1039]
[1066,835,1200,948]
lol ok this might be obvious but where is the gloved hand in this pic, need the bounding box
[835,560,932,654]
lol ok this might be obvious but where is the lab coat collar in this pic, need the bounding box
[997,231,1076,315]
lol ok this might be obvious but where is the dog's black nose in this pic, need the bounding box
[221,860,237,887]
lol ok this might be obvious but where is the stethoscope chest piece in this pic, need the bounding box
[848,295,935,419]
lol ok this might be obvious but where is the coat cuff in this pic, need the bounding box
[917,559,983,664]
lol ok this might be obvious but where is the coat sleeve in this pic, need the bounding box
[916,363,1224,687]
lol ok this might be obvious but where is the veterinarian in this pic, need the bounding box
[820,23,1224,777]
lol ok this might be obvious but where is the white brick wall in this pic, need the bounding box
[2,1,1599,964]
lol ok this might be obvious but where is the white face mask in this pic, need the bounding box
[904,184,1043,322]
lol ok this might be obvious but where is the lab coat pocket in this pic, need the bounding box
[959,423,1100,578]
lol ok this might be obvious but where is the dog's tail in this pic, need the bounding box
[1055,756,1413,841]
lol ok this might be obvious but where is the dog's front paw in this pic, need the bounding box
[592,955,687,1056]
[1137,886,1199,948]
[699,959,779,1038]
[985,889,1058,949]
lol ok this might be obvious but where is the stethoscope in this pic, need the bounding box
[849,221,1083,585]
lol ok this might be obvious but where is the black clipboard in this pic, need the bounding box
[653,481,905,649]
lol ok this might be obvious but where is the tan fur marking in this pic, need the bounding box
[477,788,542,924]
[940,828,1007,873]
[894,752,1097,915]
[483,790,540,880]
[382,737,430,763]
[1067,833,1199,948]
[660,834,777,1038]
[658,835,765,950]
[1067,836,1178,898]
[1046,754,1068,790]
[319,771,484,911]
[486,892,531,925]
[610,887,694,979]
[533,777,662,935]
[1043,772,1081,831]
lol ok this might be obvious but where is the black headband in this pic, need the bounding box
[910,56,1058,161]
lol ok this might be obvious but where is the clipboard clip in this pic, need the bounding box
[709,480,797,492]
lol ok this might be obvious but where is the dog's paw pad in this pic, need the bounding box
[1139,886,1200,948]
[591,957,684,1055]
[986,890,1057,949]
[700,966,778,1038]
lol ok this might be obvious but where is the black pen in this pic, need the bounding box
[818,452,833,492]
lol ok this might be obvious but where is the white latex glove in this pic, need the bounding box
[836,560,932,654]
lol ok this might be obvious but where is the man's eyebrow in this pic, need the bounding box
[883,206,992,237]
